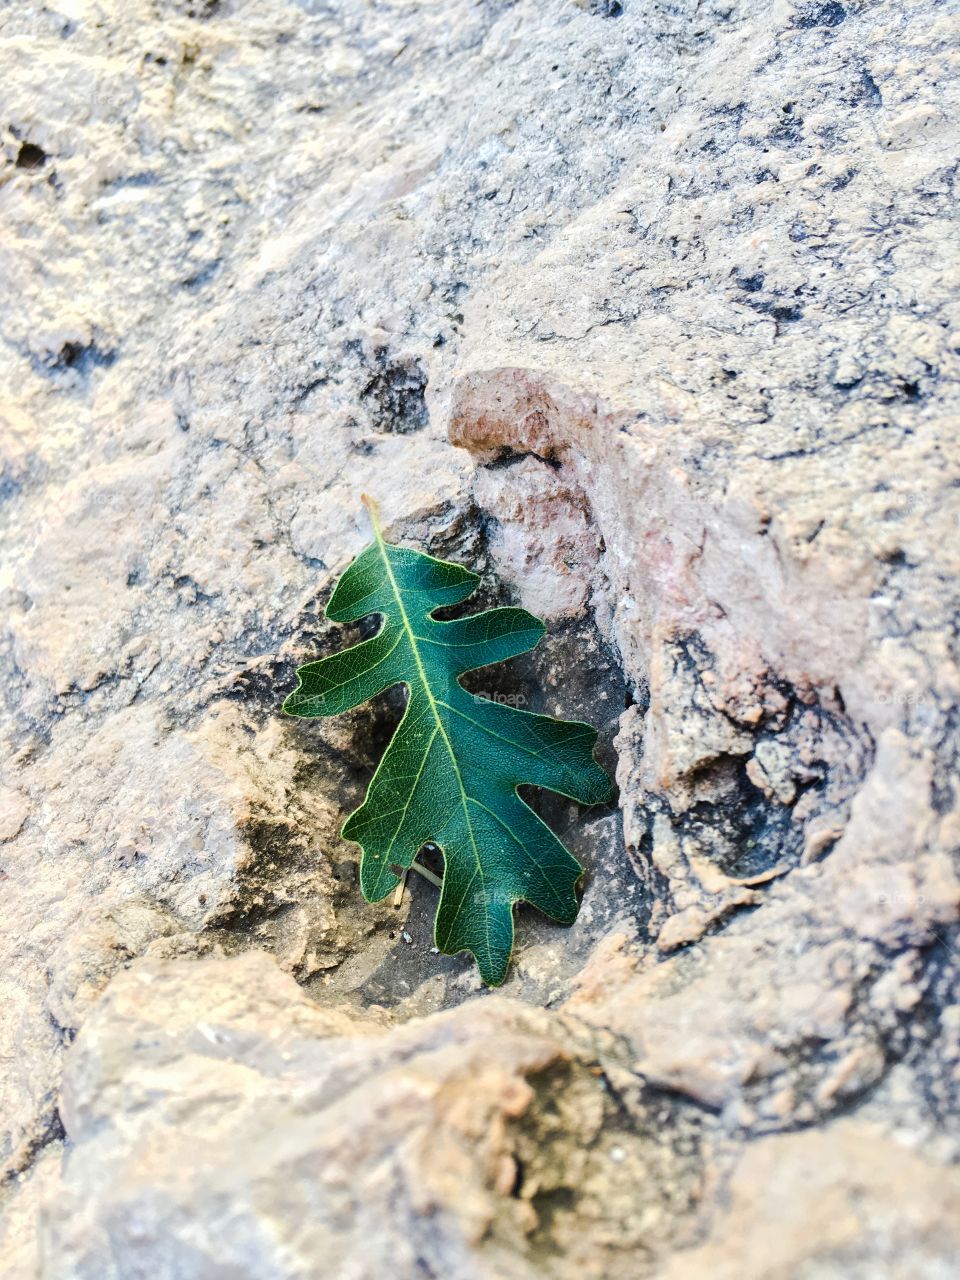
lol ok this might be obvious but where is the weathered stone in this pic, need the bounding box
[1,0,958,1274]
[656,1123,960,1280]
[45,952,701,1280]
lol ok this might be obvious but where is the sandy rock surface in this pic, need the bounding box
[1,0,958,1276]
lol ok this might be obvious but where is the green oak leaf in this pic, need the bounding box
[282,498,611,986]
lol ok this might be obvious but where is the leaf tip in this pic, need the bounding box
[281,669,308,717]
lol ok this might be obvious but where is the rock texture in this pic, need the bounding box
[47,952,704,1280]
[1,0,958,1277]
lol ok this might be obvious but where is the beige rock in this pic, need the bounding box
[46,952,699,1280]
[473,458,600,620]
[655,887,759,953]
[0,787,29,842]
[0,0,958,1274]
[657,1123,960,1280]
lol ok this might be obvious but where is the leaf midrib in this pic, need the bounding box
[370,523,491,962]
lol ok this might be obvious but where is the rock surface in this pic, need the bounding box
[1,0,958,1277]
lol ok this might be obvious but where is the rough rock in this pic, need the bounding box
[45,952,703,1280]
[1,0,958,1276]
[656,1121,960,1280]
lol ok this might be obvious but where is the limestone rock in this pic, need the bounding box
[1,0,958,1275]
[46,952,699,1280]
[656,1123,960,1280]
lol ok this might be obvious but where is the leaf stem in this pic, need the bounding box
[360,492,382,536]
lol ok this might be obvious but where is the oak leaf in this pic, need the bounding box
[283,500,610,985]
